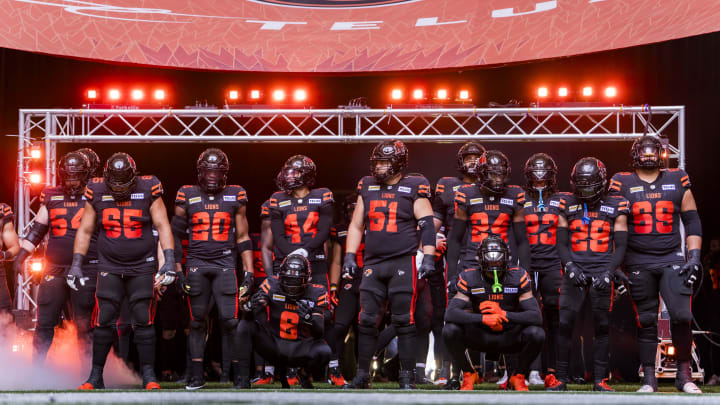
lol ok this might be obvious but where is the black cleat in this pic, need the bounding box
[185,376,206,390]
[398,370,416,390]
[343,371,371,389]
[545,380,567,391]
[234,376,251,389]
[675,361,702,394]
[298,370,315,389]
[78,365,105,390]
[443,377,461,390]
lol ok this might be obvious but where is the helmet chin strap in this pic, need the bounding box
[492,269,503,293]
[537,189,546,212]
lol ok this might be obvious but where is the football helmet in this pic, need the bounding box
[76,148,101,177]
[524,153,558,195]
[197,148,229,194]
[631,136,664,169]
[343,192,358,222]
[478,150,511,195]
[104,152,137,201]
[570,157,607,206]
[456,141,486,177]
[278,253,311,300]
[477,235,509,289]
[58,151,91,197]
[370,140,408,182]
[277,155,316,193]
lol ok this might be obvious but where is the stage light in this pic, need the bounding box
[459,90,470,100]
[250,89,261,100]
[228,90,239,101]
[272,89,286,102]
[30,259,43,273]
[667,345,675,356]
[537,87,549,98]
[131,89,144,101]
[582,86,593,97]
[30,144,41,160]
[87,89,98,100]
[604,86,617,98]
[293,89,307,102]
[558,87,569,97]
[30,173,42,184]
[436,89,448,100]
[108,89,121,101]
[391,89,403,101]
[153,89,166,101]
[412,89,424,101]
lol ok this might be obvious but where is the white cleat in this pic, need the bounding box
[496,370,508,385]
[528,371,544,386]
[679,382,702,394]
[636,384,657,393]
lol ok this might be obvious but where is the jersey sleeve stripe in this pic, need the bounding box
[436,184,445,194]
[520,280,529,289]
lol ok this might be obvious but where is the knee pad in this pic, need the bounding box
[190,320,206,332]
[358,325,378,338]
[442,322,462,340]
[558,311,575,331]
[93,326,115,345]
[358,311,378,328]
[236,320,253,337]
[391,313,413,329]
[524,325,546,344]
[671,309,693,324]
[222,318,239,334]
[637,325,657,342]
[637,312,658,329]
[395,324,415,337]
[314,342,332,364]
[134,325,156,345]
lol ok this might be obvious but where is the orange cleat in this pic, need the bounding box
[253,374,274,385]
[460,371,480,391]
[544,374,563,389]
[78,382,96,390]
[593,378,615,392]
[145,381,161,390]
[508,374,529,391]
[330,373,347,386]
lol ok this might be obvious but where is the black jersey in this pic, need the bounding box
[520,191,571,269]
[40,186,99,266]
[256,276,327,341]
[250,232,267,278]
[454,184,524,261]
[85,175,163,275]
[356,175,431,265]
[269,188,333,262]
[175,184,248,268]
[456,266,532,328]
[260,199,271,222]
[609,169,691,267]
[558,194,629,273]
[330,222,366,269]
[432,176,467,233]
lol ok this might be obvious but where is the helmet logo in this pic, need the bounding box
[382,146,394,155]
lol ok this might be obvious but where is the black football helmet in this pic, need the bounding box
[524,153,558,195]
[570,157,607,207]
[76,148,101,177]
[631,136,664,169]
[477,235,509,289]
[457,141,486,177]
[343,192,358,222]
[278,253,311,300]
[197,148,230,194]
[370,139,408,182]
[104,152,137,201]
[277,155,316,193]
[478,150,511,195]
[58,151,91,197]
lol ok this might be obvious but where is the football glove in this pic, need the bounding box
[679,249,702,288]
[342,252,359,279]
[296,299,314,325]
[481,314,506,332]
[417,252,436,279]
[592,270,612,291]
[66,253,88,291]
[239,271,254,298]
[250,292,268,310]
[565,261,587,288]
[612,269,630,295]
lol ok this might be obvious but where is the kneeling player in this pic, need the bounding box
[236,253,331,388]
[443,235,544,391]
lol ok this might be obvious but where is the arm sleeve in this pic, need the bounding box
[505,297,543,326]
[512,220,531,270]
[444,297,484,325]
[557,226,571,266]
[609,230,627,271]
[446,218,467,281]
[306,204,333,250]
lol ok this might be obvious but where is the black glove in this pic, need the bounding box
[239,271,254,298]
[446,276,458,296]
[342,252,359,279]
[612,269,630,295]
[66,253,88,291]
[250,292,268,310]
[592,270,612,291]
[155,249,177,286]
[13,248,31,274]
[175,270,189,296]
[565,261,587,288]
[417,253,436,279]
[296,299,314,325]
[679,249,702,288]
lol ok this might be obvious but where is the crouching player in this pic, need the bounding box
[443,235,544,391]
[236,253,331,388]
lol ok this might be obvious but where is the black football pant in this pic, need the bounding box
[327,277,360,366]
[33,265,97,365]
[556,269,612,384]
[0,265,12,315]
[357,255,417,373]
[626,263,694,368]
[185,266,239,375]
[428,264,448,367]
[91,272,156,372]
[530,264,562,372]
[236,319,331,376]
[443,322,545,376]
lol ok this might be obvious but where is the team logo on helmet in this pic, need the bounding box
[249,0,419,9]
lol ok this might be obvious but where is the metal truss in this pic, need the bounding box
[13,105,685,317]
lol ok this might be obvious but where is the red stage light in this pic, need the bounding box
[131,89,144,101]
[293,89,307,102]
[582,86,593,97]
[459,90,470,100]
[87,89,98,100]
[153,89,166,101]
[436,89,448,100]
[537,87,549,98]
[30,173,42,184]
[412,89,424,101]
[250,89,261,100]
[30,259,43,273]
[272,89,286,102]
[604,86,617,98]
[108,89,121,101]
[30,144,41,160]
[391,89,403,101]
[558,87,569,97]
[228,90,239,100]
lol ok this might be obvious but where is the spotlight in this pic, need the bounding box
[87,89,98,100]
[558,87,569,97]
[604,86,617,98]
[537,87,549,98]
[108,89,121,101]
[228,90,239,101]
[582,86,593,97]
[667,345,675,356]
[153,89,166,101]
[30,144,41,160]
[436,89,448,100]
[458,90,470,100]
[30,173,42,184]
[250,89,261,100]
[293,89,307,102]
[272,89,286,102]
[412,89,424,101]
[131,89,144,101]
[30,259,43,273]
[391,89,403,101]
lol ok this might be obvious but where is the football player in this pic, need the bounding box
[269,156,334,287]
[0,202,20,315]
[342,140,436,390]
[73,152,176,390]
[547,157,628,392]
[443,235,544,391]
[171,148,254,390]
[252,197,276,386]
[77,148,102,177]
[236,253,331,389]
[519,153,569,386]
[608,136,703,393]
[13,151,96,365]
